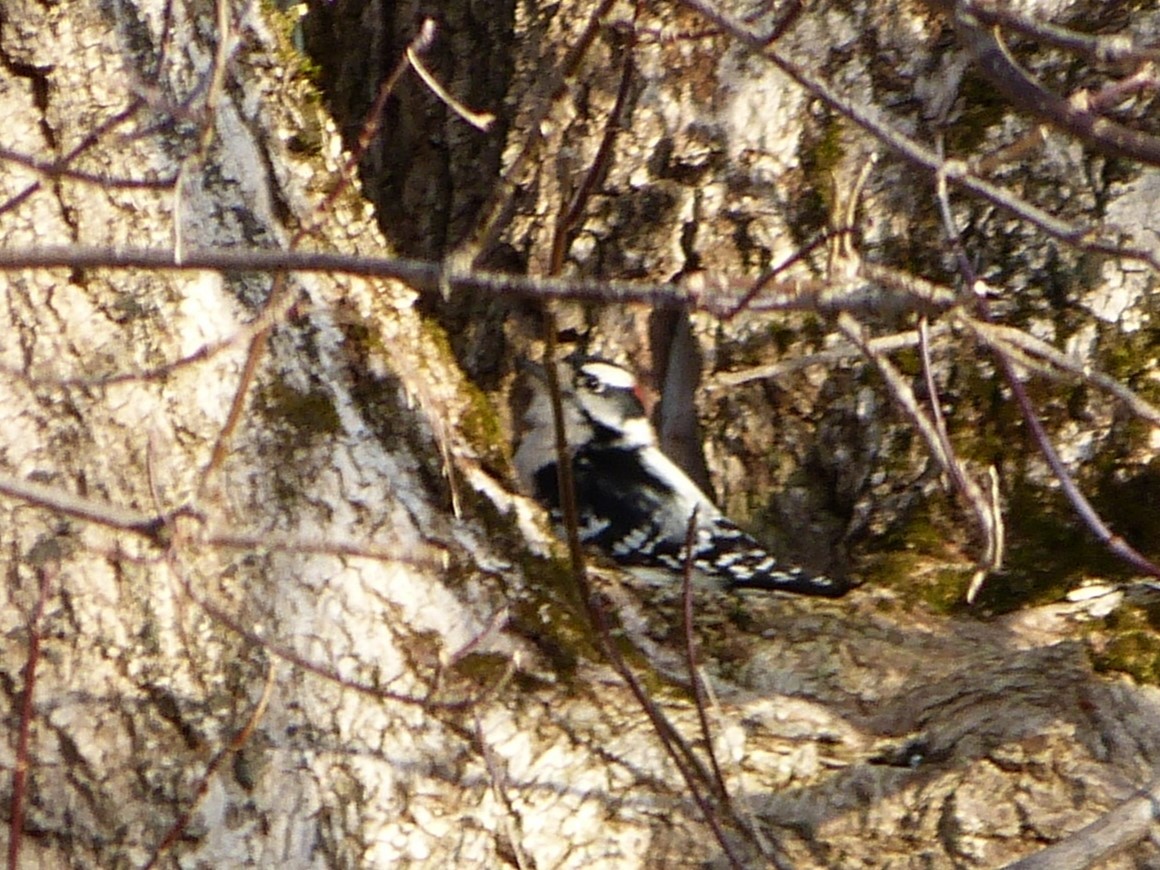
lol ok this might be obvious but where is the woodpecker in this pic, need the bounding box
[514,355,848,597]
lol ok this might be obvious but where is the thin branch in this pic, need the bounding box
[956,8,1160,167]
[960,317,1160,426]
[143,660,276,869]
[0,244,968,317]
[933,153,1160,581]
[454,0,620,267]
[587,598,749,870]
[0,99,152,216]
[836,311,1000,583]
[673,0,1160,273]
[0,244,693,306]
[8,562,57,870]
[917,314,1004,590]
[957,0,1160,65]
[0,473,167,540]
[0,146,176,190]
[204,0,236,118]
[528,28,757,856]
[541,320,592,603]
[1,279,300,389]
[300,19,440,243]
[197,281,277,497]
[707,326,941,389]
[967,466,1004,602]
[197,19,441,492]
[204,530,451,570]
[474,714,531,870]
[681,509,730,804]
[720,231,836,320]
[166,538,503,710]
[548,20,636,274]
[541,303,746,865]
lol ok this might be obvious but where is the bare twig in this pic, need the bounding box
[0,243,963,317]
[205,529,451,571]
[0,99,152,216]
[933,152,1160,581]
[960,317,1160,427]
[720,231,837,320]
[541,319,592,603]
[197,278,278,497]
[673,0,1160,273]
[966,466,1004,602]
[836,311,1000,585]
[197,19,442,493]
[407,42,495,130]
[474,714,531,870]
[143,660,276,869]
[918,314,1003,582]
[0,145,176,190]
[548,21,636,273]
[955,0,1160,65]
[296,18,440,245]
[1,277,300,389]
[166,539,503,710]
[8,562,57,870]
[956,8,1160,167]
[454,0,620,267]
[204,0,238,117]
[0,473,167,540]
[680,508,730,804]
[0,244,694,306]
[707,325,943,389]
[588,598,749,870]
[527,25,758,857]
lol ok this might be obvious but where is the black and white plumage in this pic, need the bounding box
[514,355,848,597]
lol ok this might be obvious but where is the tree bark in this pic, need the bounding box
[3,0,1160,867]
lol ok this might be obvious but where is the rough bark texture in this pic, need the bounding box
[3,0,1160,868]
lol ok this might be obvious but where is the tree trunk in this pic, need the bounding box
[3,0,1160,867]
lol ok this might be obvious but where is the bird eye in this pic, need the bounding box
[580,373,605,394]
